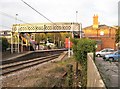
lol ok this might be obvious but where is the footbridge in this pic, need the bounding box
[12,22,80,32]
[11,22,82,53]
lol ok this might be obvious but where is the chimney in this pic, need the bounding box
[93,14,98,29]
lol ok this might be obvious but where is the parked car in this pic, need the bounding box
[6,47,11,51]
[103,50,120,62]
[96,48,114,57]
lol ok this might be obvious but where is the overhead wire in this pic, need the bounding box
[0,11,33,25]
[1,0,61,29]
[21,0,55,24]
[1,0,66,31]
[0,24,12,29]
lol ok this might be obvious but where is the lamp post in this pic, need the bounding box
[80,23,82,38]
[76,11,78,23]
[15,14,18,24]
[15,14,18,52]
[76,11,82,39]
[76,11,78,39]
[15,14,20,53]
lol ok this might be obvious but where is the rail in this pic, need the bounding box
[1,54,60,76]
[1,49,67,76]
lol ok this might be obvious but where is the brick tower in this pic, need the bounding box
[93,14,98,29]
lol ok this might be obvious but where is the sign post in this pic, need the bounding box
[68,37,70,57]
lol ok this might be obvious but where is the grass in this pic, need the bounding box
[33,56,86,87]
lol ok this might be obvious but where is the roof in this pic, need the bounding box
[0,30,11,32]
[83,24,117,30]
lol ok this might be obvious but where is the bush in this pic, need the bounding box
[0,37,10,52]
[72,38,96,86]
[72,38,96,66]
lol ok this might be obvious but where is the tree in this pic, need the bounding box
[46,33,54,43]
[1,37,10,52]
[35,33,46,43]
[115,27,120,43]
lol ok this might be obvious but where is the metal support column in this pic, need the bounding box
[21,38,23,52]
[16,26,19,53]
[11,31,13,53]
[18,32,19,53]
[71,23,74,38]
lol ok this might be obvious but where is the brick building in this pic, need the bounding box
[83,14,117,51]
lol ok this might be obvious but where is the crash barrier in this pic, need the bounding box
[87,53,106,88]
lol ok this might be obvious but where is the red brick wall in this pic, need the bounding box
[101,37,116,50]
[83,27,116,51]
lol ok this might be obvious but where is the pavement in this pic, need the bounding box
[95,57,119,88]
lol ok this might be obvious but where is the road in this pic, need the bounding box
[95,57,119,88]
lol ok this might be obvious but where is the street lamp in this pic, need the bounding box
[16,14,20,53]
[15,14,18,52]
[80,23,82,38]
[76,11,78,23]
[15,14,18,24]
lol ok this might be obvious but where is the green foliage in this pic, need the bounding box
[0,37,10,52]
[72,38,96,64]
[35,33,46,43]
[66,64,73,87]
[72,38,96,87]
[115,27,120,43]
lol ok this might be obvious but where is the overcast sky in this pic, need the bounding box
[0,0,119,30]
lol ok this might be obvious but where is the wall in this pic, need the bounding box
[83,27,116,50]
[87,53,106,88]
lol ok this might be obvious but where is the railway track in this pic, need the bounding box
[1,53,61,76]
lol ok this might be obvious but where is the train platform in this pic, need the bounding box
[2,51,31,61]
[1,49,68,61]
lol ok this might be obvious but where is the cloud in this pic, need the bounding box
[0,0,119,30]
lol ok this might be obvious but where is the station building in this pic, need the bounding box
[0,30,11,44]
[83,15,117,51]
